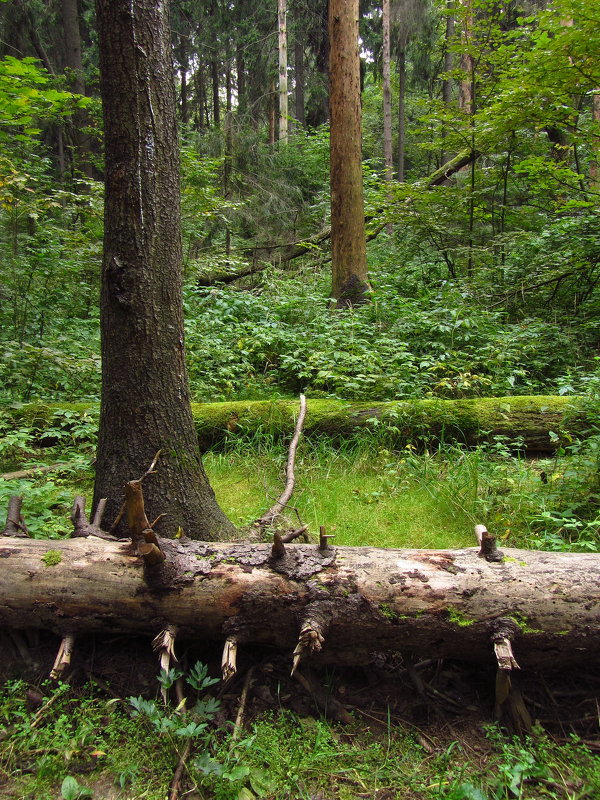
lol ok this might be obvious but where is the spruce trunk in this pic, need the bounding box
[93,0,235,541]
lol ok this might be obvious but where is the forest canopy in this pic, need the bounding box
[0,0,598,407]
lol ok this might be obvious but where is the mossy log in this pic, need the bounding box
[191,395,588,454]
[3,396,590,455]
[0,534,599,670]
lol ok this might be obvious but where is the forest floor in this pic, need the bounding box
[1,438,599,798]
[0,634,599,799]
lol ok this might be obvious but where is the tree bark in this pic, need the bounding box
[294,30,305,128]
[93,0,235,541]
[236,41,247,117]
[397,47,406,181]
[382,0,393,183]
[441,2,455,164]
[278,0,289,143]
[0,534,599,669]
[61,0,95,178]
[329,0,370,307]
[458,0,474,116]
[590,90,600,188]
[211,57,220,126]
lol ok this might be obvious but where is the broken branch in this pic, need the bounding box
[257,394,307,528]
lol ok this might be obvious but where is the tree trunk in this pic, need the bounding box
[397,47,406,181]
[459,0,474,116]
[441,3,455,164]
[61,0,94,178]
[329,0,369,307]
[294,31,305,128]
[382,0,393,183]
[236,42,247,116]
[590,90,600,187]
[93,0,235,541]
[211,58,220,126]
[442,3,454,107]
[1,534,599,670]
[278,0,289,143]
[177,37,189,126]
[194,59,207,131]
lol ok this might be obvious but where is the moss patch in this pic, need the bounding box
[447,607,474,627]
[42,549,62,567]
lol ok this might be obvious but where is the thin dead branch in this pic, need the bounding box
[257,394,306,528]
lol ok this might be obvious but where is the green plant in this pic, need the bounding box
[60,775,92,800]
[42,548,62,566]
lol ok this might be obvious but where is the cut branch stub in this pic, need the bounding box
[221,636,238,682]
[319,526,335,551]
[271,531,286,560]
[124,480,165,564]
[475,524,503,562]
[71,495,115,540]
[139,542,166,566]
[292,607,330,675]
[50,633,76,681]
[125,480,152,542]
[492,618,520,672]
[2,496,28,537]
[491,618,531,731]
[153,625,178,703]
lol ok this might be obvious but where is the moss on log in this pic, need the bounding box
[1,396,591,455]
[191,395,589,453]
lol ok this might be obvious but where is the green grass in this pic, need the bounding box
[2,432,599,552]
[204,445,475,549]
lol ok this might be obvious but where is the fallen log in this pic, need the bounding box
[4,395,590,456]
[0,531,598,671]
[192,395,588,455]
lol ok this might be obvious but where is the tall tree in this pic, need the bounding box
[329,0,369,307]
[441,0,455,164]
[93,0,235,540]
[278,0,289,141]
[458,0,474,115]
[382,0,393,182]
[293,14,306,127]
[591,90,600,188]
[391,0,427,181]
[61,0,95,178]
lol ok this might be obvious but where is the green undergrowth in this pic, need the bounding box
[204,443,475,548]
[0,677,598,800]
[1,419,599,550]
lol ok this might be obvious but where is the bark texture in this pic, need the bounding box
[278,0,288,142]
[61,0,94,178]
[93,0,235,541]
[0,535,599,669]
[382,0,393,183]
[329,0,369,306]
